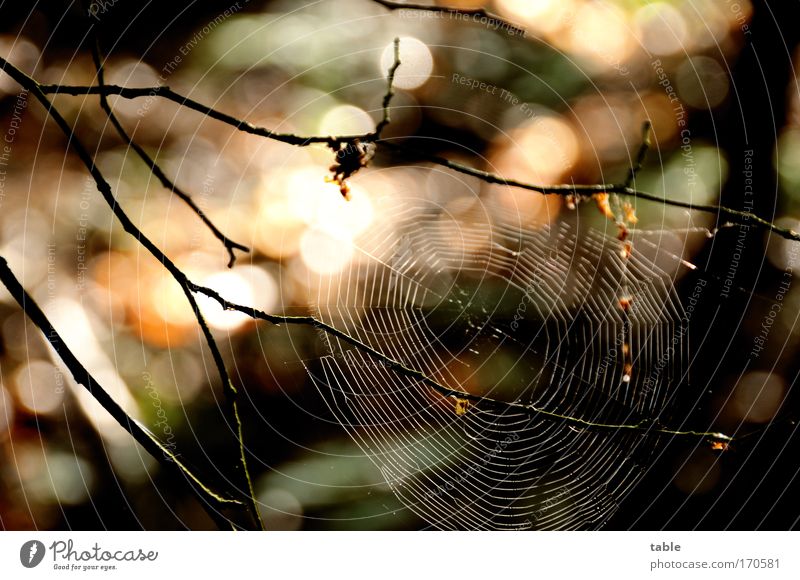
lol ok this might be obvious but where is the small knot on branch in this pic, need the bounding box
[326,139,375,199]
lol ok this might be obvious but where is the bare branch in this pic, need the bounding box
[625,120,652,187]
[0,258,242,530]
[87,39,248,268]
[36,82,800,243]
[0,55,263,530]
[380,141,800,243]
[38,83,363,147]
[189,281,733,445]
[372,36,401,139]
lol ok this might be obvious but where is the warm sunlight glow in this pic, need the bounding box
[300,227,354,275]
[635,3,689,57]
[196,265,279,332]
[568,3,633,69]
[497,0,574,34]
[380,36,433,90]
[13,360,65,416]
[319,105,375,136]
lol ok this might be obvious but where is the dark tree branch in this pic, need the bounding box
[0,55,263,530]
[379,141,800,243]
[89,38,249,268]
[36,82,800,243]
[625,120,651,187]
[371,37,401,139]
[0,258,241,530]
[38,83,367,147]
[189,282,733,445]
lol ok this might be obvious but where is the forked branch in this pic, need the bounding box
[0,258,243,530]
[0,33,761,519]
[88,39,248,267]
[0,55,262,530]
[190,282,733,445]
[34,82,800,243]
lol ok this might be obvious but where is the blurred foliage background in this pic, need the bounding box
[1,0,799,530]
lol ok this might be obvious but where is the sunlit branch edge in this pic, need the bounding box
[0,258,243,531]
[0,55,263,531]
[33,82,800,244]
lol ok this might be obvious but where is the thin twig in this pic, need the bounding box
[0,55,263,530]
[87,39,248,268]
[628,223,736,237]
[0,258,242,530]
[190,282,733,445]
[37,83,363,146]
[35,82,800,243]
[324,36,402,195]
[625,120,651,187]
[371,37,401,139]
[379,141,800,243]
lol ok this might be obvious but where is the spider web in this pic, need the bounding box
[306,196,687,530]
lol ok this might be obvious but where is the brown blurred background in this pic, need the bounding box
[1,0,799,529]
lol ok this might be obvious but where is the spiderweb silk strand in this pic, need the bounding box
[305,197,688,530]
